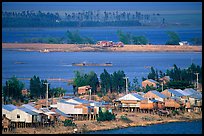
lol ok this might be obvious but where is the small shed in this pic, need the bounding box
[142,79,158,88]
[78,86,92,95]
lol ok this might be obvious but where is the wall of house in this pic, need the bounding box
[161,90,171,98]
[143,92,164,102]
[2,109,12,120]
[57,102,83,114]
[164,99,180,108]
[142,81,156,88]
[11,109,33,123]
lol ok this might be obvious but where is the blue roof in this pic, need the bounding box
[147,79,158,83]
[151,90,167,99]
[21,104,37,110]
[131,93,145,100]
[58,99,78,105]
[2,104,17,112]
[55,109,72,118]
[18,107,39,115]
[166,89,184,97]
[72,97,90,104]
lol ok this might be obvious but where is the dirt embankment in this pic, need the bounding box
[3,111,202,134]
[2,43,202,52]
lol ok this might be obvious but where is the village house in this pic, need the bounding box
[164,98,183,110]
[116,93,145,112]
[21,89,29,96]
[77,85,92,95]
[159,76,170,84]
[142,79,158,88]
[139,99,159,113]
[183,88,202,112]
[57,97,99,120]
[2,116,11,132]
[143,90,167,102]
[2,104,17,120]
[10,107,41,128]
[161,89,184,99]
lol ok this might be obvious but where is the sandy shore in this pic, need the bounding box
[3,111,202,134]
[2,43,202,52]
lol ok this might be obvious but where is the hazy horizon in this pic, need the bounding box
[2,2,202,14]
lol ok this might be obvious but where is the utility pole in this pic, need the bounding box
[43,82,49,109]
[194,73,199,91]
[161,82,164,92]
[123,77,128,94]
[89,88,92,100]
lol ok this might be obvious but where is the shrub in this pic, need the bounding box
[63,119,76,127]
[120,115,133,123]
[97,110,115,122]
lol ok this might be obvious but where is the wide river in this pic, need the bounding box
[2,49,202,94]
[85,120,202,134]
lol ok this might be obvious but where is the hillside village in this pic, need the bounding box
[2,75,202,134]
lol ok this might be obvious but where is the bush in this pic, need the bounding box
[63,119,76,127]
[120,115,133,123]
[97,110,115,122]
[172,110,179,116]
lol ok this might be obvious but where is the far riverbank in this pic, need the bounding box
[2,43,202,52]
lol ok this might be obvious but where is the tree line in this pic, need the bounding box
[2,75,66,104]
[142,63,202,91]
[2,10,165,27]
[2,63,202,104]
[22,30,202,45]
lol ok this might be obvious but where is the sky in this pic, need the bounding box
[2,2,202,14]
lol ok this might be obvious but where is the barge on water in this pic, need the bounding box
[72,62,112,66]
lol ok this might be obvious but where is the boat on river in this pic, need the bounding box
[39,49,50,53]
[72,62,112,66]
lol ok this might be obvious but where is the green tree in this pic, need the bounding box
[117,30,132,44]
[96,110,115,122]
[111,70,126,93]
[73,70,99,95]
[100,69,111,94]
[30,75,41,98]
[165,31,181,45]
[49,87,66,98]
[3,76,24,103]
[132,35,148,45]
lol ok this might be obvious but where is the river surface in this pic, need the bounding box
[2,26,202,44]
[85,120,202,134]
[2,50,202,94]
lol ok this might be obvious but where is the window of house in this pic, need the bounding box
[3,114,6,118]
[17,114,20,118]
[91,109,94,112]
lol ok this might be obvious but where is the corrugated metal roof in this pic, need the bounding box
[166,89,184,97]
[147,79,158,83]
[58,99,78,105]
[21,104,36,110]
[131,93,145,100]
[118,93,145,101]
[72,97,90,104]
[183,88,197,95]
[55,109,72,118]
[2,104,17,112]
[151,90,167,99]
[184,88,202,99]
[174,89,191,96]
[18,107,39,115]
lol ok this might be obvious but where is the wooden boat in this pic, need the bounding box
[40,49,50,53]
[72,62,112,66]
